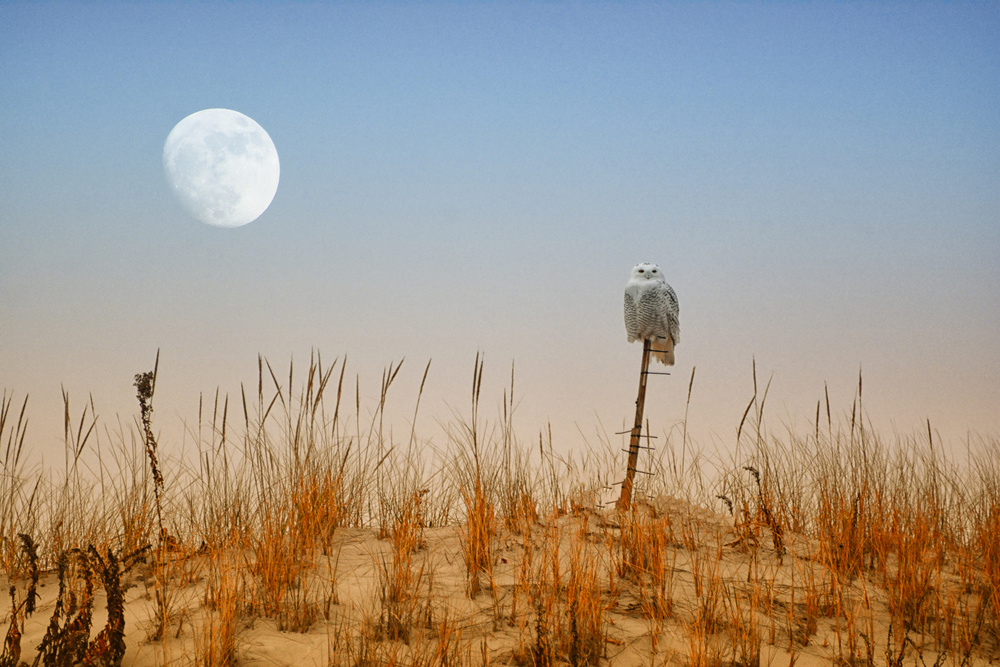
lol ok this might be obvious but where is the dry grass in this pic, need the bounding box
[0,356,998,667]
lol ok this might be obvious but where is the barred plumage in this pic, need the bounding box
[624,262,679,365]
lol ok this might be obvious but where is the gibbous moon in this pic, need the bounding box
[163,109,280,228]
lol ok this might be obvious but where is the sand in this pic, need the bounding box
[1,495,992,666]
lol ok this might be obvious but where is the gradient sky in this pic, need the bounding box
[2,2,998,467]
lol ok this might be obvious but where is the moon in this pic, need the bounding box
[162,109,280,228]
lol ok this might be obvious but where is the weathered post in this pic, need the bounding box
[619,338,652,511]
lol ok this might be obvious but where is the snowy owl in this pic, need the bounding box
[624,263,680,365]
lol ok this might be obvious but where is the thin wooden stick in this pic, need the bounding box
[619,338,652,511]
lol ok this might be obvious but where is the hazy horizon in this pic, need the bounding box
[2,2,998,467]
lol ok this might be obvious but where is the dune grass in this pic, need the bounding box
[0,355,997,666]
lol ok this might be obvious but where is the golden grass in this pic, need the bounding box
[0,356,998,667]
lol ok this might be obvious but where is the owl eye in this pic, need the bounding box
[638,269,644,273]
[651,269,657,273]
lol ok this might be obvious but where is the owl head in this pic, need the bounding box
[629,262,665,282]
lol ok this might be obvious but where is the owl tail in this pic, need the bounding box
[649,336,675,366]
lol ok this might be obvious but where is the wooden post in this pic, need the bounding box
[619,338,652,512]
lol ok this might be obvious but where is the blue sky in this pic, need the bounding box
[2,2,998,464]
